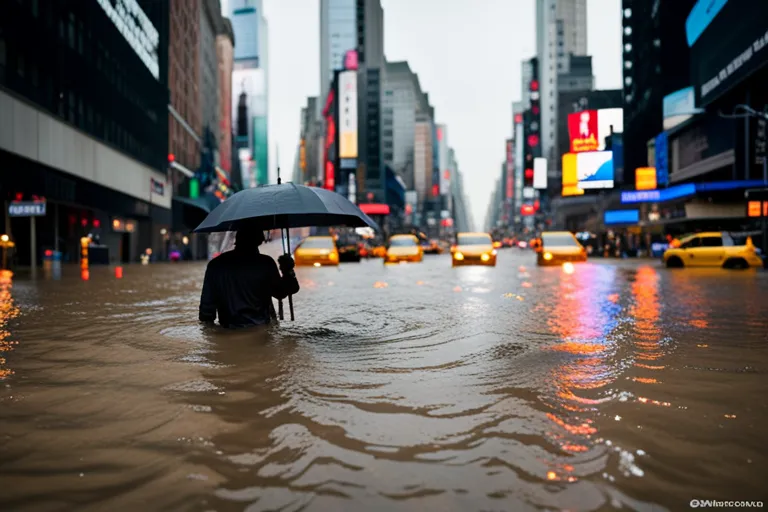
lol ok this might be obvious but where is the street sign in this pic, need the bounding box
[9,200,46,217]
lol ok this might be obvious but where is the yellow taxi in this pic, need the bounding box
[663,232,763,269]
[535,231,587,266]
[451,232,497,267]
[385,234,423,263]
[294,236,339,266]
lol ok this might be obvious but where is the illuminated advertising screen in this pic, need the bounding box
[533,157,547,189]
[568,110,599,152]
[338,71,358,159]
[568,109,624,152]
[635,167,657,190]
[747,201,768,217]
[577,151,614,189]
[604,209,640,225]
[505,140,514,200]
[561,153,584,196]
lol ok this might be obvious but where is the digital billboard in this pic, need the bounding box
[561,153,584,196]
[338,71,358,159]
[568,109,624,152]
[533,157,547,189]
[505,139,514,200]
[690,0,768,106]
[231,6,259,64]
[577,151,614,189]
[568,110,598,152]
[604,210,640,225]
[635,167,657,191]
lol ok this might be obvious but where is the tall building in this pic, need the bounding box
[200,0,222,168]
[536,0,590,165]
[1,0,171,266]
[216,18,235,174]
[230,0,268,187]
[169,0,202,186]
[319,0,356,119]
[355,0,385,204]
[621,0,696,185]
[382,61,428,189]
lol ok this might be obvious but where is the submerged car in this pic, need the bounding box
[385,234,423,263]
[536,231,587,266]
[452,232,497,267]
[294,236,339,266]
[663,232,763,269]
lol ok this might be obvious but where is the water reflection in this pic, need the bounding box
[0,270,20,380]
[539,265,623,484]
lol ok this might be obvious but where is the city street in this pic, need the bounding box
[1,247,766,511]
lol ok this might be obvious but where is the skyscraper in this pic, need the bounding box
[536,0,589,165]
[229,0,268,186]
[319,0,357,119]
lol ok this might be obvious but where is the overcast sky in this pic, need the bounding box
[262,0,622,230]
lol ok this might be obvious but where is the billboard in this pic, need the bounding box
[690,0,768,106]
[604,209,640,225]
[533,157,547,189]
[655,132,669,186]
[505,139,514,200]
[561,153,584,196]
[568,110,599,152]
[577,151,614,189]
[252,116,268,185]
[635,167,657,190]
[568,109,624,152]
[338,71,358,159]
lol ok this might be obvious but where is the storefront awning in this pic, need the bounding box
[621,180,766,204]
[359,203,390,216]
[172,195,215,232]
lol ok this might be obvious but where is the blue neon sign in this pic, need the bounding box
[604,209,640,225]
[621,180,766,204]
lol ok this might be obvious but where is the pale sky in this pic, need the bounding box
[262,0,623,230]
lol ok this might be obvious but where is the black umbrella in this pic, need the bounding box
[194,178,379,321]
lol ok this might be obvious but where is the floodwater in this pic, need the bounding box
[1,246,767,511]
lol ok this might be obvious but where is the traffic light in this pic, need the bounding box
[523,61,541,190]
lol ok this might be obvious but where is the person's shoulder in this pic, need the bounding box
[257,253,278,266]
[209,251,236,266]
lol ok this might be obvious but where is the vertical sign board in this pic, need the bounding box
[339,71,358,159]
[505,140,514,200]
[655,132,669,186]
[533,157,547,189]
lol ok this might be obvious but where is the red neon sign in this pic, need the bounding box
[525,168,534,179]
[325,161,335,190]
[521,204,535,216]
[514,113,523,124]
[530,80,539,91]
[527,134,540,147]
[432,184,439,197]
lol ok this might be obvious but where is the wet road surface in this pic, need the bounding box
[1,246,767,511]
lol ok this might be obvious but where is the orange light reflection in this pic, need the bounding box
[0,270,21,380]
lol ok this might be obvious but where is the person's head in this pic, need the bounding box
[235,227,265,250]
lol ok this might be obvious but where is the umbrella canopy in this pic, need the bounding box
[193,183,380,233]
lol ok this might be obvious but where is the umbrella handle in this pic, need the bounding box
[278,299,284,320]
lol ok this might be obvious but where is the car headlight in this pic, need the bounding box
[491,250,497,256]
[329,252,338,260]
[481,253,490,261]
[454,252,464,260]
[543,252,553,261]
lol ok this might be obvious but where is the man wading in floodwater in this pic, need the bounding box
[199,228,300,328]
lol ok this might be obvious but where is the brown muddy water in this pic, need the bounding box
[1,249,767,511]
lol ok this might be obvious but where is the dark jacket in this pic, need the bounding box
[199,248,300,328]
